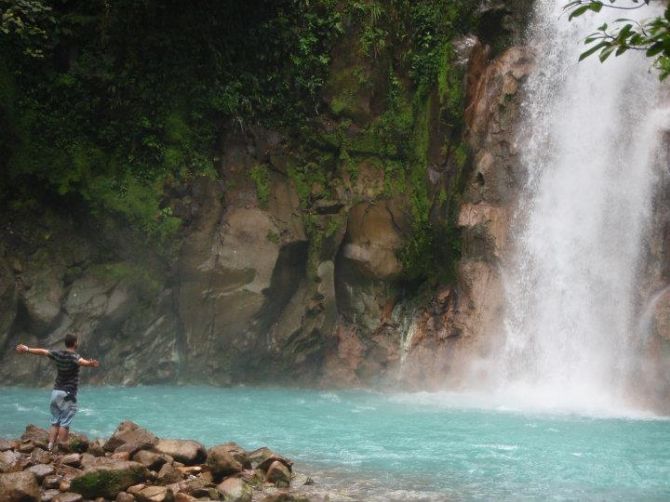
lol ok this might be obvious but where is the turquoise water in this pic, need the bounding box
[2,386,670,501]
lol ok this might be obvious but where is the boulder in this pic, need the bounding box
[155,440,206,466]
[247,447,273,468]
[264,461,290,488]
[156,463,181,485]
[17,441,35,454]
[0,439,12,452]
[132,451,171,471]
[182,477,213,498]
[216,477,252,502]
[79,453,97,469]
[53,493,83,502]
[135,486,174,502]
[43,474,62,489]
[30,447,52,465]
[127,484,146,495]
[0,450,21,473]
[0,471,41,502]
[104,422,158,454]
[67,433,89,454]
[70,461,148,499]
[61,453,82,468]
[115,492,135,502]
[256,455,292,474]
[27,463,54,481]
[56,464,83,482]
[206,443,250,480]
[87,440,106,457]
[41,489,61,502]
[21,425,49,450]
[174,493,198,502]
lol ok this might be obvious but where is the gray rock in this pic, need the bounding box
[0,471,41,502]
[134,485,174,502]
[18,441,35,454]
[256,454,292,474]
[264,461,290,488]
[115,492,135,502]
[41,489,61,502]
[156,463,181,485]
[173,493,197,502]
[0,449,21,473]
[53,493,83,502]
[79,453,97,468]
[60,453,81,467]
[155,440,206,466]
[206,443,249,480]
[42,474,62,489]
[28,463,54,481]
[30,448,52,465]
[216,477,251,502]
[21,425,49,450]
[87,439,106,457]
[247,447,273,468]
[104,422,159,454]
[132,451,171,471]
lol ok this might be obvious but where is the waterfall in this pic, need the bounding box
[497,0,667,411]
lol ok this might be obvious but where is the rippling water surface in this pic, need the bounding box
[2,386,670,501]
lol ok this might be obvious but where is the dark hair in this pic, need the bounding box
[64,334,78,348]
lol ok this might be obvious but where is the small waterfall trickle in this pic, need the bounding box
[496,0,667,411]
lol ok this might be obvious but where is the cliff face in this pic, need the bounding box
[9,0,669,398]
[0,0,537,388]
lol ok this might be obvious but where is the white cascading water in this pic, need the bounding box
[497,0,668,413]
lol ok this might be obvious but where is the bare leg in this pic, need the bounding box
[57,426,69,448]
[48,425,59,451]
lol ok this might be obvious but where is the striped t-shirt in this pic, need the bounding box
[48,350,81,398]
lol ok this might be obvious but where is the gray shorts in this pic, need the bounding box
[49,390,78,428]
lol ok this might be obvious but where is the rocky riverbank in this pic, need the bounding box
[0,422,317,502]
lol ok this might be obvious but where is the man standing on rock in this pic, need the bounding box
[15,333,99,451]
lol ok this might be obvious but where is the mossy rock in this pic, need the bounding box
[70,461,148,499]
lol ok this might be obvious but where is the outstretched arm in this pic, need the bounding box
[16,344,49,357]
[78,357,100,368]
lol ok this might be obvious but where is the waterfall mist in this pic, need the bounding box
[495,0,667,412]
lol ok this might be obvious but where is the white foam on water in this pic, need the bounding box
[389,389,664,420]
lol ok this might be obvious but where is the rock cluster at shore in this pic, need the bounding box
[0,422,314,502]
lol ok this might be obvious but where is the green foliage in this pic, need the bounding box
[250,164,271,207]
[0,0,342,240]
[565,0,670,79]
[347,0,475,90]
[0,0,54,58]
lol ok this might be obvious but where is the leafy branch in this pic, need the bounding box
[565,0,670,79]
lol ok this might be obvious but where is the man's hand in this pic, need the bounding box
[79,358,100,368]
[16,344,28,353]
